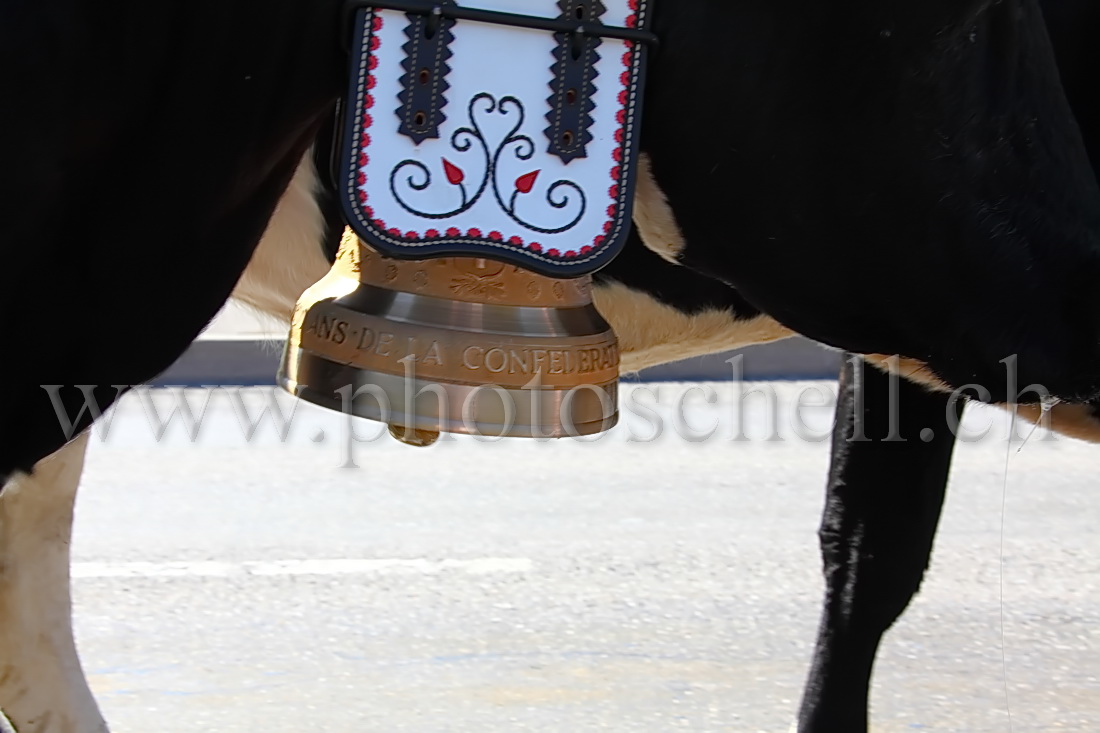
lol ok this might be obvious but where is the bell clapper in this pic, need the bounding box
[388,424,442,448]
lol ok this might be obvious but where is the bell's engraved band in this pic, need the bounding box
[299,298,619,390]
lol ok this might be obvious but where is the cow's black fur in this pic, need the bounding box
[2,2,1098,732]
[643,0,1100,404]
[800,359,960,732]
[0,1,347,481]
[800,2,1100,731]
[1044,0,1100,162]
[598,231,764,318]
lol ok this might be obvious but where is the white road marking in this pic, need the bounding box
[71,558,534,579]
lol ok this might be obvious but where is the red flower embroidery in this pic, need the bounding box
[515,170,540,194]
[443,159,464,185]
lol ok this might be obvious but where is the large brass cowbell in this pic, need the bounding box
[277,1,657,444]
[278,235,620,445]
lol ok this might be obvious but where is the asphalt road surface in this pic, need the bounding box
[70,381,1100,732]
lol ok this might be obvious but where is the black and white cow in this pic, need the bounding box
[2,1,1099,731]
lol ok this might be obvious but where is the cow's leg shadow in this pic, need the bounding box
[0,432,109,732]
[796,355,960,733]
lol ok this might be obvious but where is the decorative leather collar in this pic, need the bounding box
[337,0,656,278]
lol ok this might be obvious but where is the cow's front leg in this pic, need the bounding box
[796,356,959,733]
[0,432,108,733]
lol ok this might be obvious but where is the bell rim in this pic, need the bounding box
[277,358,619,440]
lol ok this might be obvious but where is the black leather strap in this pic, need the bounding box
[396,0,457,143]
[545,0,605,163]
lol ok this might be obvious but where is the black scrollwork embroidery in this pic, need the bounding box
[490,97,587,235]
[389,93,494,219]
[387,93,586,234]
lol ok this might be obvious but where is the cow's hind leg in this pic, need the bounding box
[796,356,959,733]
[0,432,108,733]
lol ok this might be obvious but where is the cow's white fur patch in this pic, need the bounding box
[593,280,794,374]
[632,153,686,265]
[231,153,332,323]
[0,433,108,733]
[862,353,952,393]
[1017,403,1100,443]
[863,353,1100,443]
